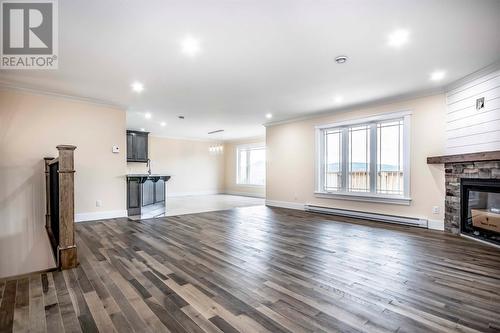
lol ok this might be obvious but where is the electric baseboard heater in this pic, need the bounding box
[304,204,428,228]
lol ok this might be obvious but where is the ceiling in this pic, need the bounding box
[1,0,500,140]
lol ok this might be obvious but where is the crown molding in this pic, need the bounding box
[149,133,224,143]
[445,59,500,92]
[0,80,126,110]
[223,135,266,144]
[151,133,266,143]
[264,87,444,128]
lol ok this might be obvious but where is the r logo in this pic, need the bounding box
[2,2,53,54]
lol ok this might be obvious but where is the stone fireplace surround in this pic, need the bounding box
[427,151,500,234]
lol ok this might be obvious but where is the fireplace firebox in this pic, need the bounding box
[461,178,500,246]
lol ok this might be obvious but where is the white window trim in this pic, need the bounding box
[236,142,266,187]
[314,110,412,205]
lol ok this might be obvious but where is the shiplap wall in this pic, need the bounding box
[446,69,500,155]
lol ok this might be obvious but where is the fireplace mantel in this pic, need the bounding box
[427,150,500,164]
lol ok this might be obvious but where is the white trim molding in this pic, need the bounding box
[75,210,128,222]
[0,80,125,110]
[264,89,442,128]
[314,110,412,130]
[167,190,221,197]
[428,219,445,231]
[314,191,411,205]
[224,191,266,198]
[265,200,305,210]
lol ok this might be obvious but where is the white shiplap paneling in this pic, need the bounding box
[445,69,500,155]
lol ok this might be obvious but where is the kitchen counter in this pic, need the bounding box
[126,174,171,183]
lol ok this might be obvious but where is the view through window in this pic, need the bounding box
[318,113,409,198]
[237,144,266,186]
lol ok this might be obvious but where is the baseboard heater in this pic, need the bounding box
[304,205,428,228]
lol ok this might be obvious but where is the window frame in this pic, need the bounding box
[315,110,411,205]
[236,142,266,187]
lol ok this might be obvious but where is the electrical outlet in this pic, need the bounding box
[96,200,102,208]
[432,206,440,214]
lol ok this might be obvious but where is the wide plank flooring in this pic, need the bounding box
[1,206,500,333]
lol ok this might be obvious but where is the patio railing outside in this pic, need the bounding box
[325,171,403,194]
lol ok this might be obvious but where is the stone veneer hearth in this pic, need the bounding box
[444,160,500,233]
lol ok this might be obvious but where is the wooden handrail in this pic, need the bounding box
[48,157,59,165]
[44,145,78,270]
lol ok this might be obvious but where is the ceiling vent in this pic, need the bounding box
[335,55,348,64]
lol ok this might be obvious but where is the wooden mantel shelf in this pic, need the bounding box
[427,150,500,164]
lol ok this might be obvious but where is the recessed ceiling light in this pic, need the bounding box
[160,122,166,127]
[430,70,446,81]
[131,81,144,93]
[181,36,201,57]
[335,56,348,64]
[178,115,185,119]
[145,112,152,119]
[334,96,343,103]
[266,113,273,119]
[387,29,410,48]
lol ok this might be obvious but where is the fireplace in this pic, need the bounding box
[427,151,500,239]
[461,178,500,246]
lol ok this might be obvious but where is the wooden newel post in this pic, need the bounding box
[57,145,78,269]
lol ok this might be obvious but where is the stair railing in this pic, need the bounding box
[44,145,77,270]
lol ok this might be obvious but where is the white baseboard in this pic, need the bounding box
[265,200,305,210]
[75,210,128,222]
[427,219,445,231]
[224,191,266,198]
[167,190,220,197]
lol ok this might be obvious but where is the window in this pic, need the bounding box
[316,111,410,204]
[237,143,266,186]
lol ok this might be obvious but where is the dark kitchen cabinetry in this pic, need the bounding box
[142,179,155,206]
[126,175,170,216]
[127,130,149,162]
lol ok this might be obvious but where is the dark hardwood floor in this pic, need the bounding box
[1,206,500,333]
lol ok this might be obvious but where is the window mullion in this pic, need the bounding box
[403,115,411,197]
[341,128,348,191]
[369,123,377,193]
[246,149,251,184]
[323,131,327,192]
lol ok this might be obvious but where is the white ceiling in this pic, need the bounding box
[2,0,500,140]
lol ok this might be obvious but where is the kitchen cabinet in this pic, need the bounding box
[126,130,149,162]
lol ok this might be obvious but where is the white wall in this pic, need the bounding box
[0,88,127,277]
[446,68,500,155]
[127,136,225,196]
[266,94,446,225]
